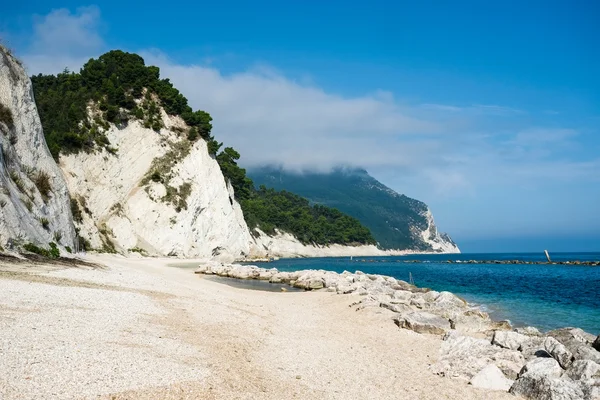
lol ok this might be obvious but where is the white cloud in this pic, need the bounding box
[23,6,104,74]
[512,128,578,146]
[142,51,445,172]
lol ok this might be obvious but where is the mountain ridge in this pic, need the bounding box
[248,166,459,253]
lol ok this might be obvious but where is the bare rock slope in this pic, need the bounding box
[0,46,76,251]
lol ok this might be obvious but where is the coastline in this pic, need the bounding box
[0,253,512,400]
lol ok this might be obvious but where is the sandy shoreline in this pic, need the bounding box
[0,254,515,399]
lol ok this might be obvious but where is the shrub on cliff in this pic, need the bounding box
[33,171,52,201]
[0,102,13,128]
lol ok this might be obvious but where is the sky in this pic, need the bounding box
[1,1,599,252]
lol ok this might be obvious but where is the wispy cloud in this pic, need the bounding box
[23,6,103,74]
[14,6,599,197]
[512,128,578,146]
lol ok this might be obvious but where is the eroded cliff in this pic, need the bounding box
[0,46,76,252]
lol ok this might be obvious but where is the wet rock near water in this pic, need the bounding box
[492,330,530,351]
[544,337,574,369]
[515,326,543,337]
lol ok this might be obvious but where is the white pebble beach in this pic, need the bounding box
[0,254,517,399]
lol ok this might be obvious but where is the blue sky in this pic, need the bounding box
[2,1,599,252]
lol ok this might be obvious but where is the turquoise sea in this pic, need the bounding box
[264,252,600,335]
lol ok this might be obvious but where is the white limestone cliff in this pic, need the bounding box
[0,46,76,251]
[418,209,460,253]
[60,109,252,261]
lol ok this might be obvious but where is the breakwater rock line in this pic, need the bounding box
[352,259,600,266]
[195,263,600,399]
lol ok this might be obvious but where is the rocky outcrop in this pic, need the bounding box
[60,111,252,260]
[0,46,76,252]
[518,358,564,380]
[565,360,600,381]
[506,335,600,399]
[492,330,530,351]
[548,328,600,364]
[544,337,574,369]
[469,364,514,392]
[440,328,600,399]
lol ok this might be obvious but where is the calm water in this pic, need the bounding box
[263,252,600,334]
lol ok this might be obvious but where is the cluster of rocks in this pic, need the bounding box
[435,328,600,399]
[195,263,599,399]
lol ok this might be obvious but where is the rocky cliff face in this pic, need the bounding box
[60,109,252,260]
[0,47,76,251]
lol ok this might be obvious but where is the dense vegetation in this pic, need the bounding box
[249,167,443,250]
[216,150,375,246]
[31,50,217,160]
[31,50,376,247]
